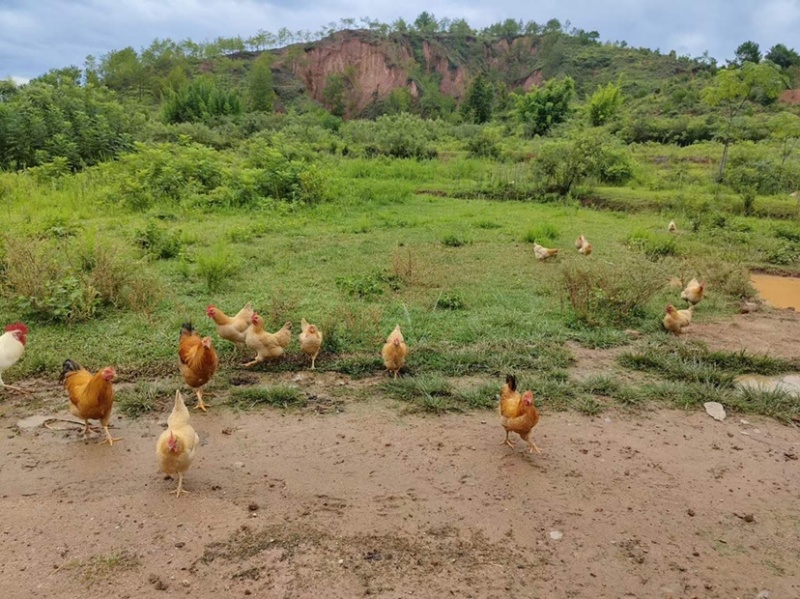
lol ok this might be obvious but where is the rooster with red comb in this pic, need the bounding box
[0,323,28,393]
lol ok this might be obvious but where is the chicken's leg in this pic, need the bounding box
[171,473,190,497]
[311,354,317,370]
[193,388,208,412]
[99,425,122,446]
[0,375,32,395]
[525,434,542,454]
[500,430,514,448]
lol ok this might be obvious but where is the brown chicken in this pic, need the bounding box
[299,318,323,370]
[575,235,587,250]
[663,304,693,334]
[156,390,200,497]
[578,241,593,256]
[381,324,407,378]
[668,220,677,233]
[244,314,292,367]
[60,359,120,445]
[680,278,705,305]
[499,374,526,446]
[501,390,541,453]
[206,302,253,344]
[533,243,559,260]
[179,323,219,412]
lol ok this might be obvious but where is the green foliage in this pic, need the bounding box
[765,43,800,69]
[384,87,413,115]
[513,77,575,136]
[335,270,400,299]
[587,82,624,126]
[435,291,466,310]
[523,223,559,244]
[228,385,305,409]
[441,234,470,247]
[133,221,183,259]
[246,53,275,112]
[0,80,136,170]
[626,230,680,259]
[465,127,501,158]
[2,234,158,323]
[343,113,439,159]
[732,41,762,66]
[561,255,667,327]
[162,77,242,124]
[460,74,494,124]
[194,243,241,292]
[536,130,633,195]
[323,74,347,117]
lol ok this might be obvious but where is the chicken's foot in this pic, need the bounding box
[0,383,32,395]
[98,426,122,446]
[193,389,208,412]
[170,473,189,497]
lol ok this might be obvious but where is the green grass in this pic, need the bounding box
[65,549,140,588]
[381,375,498,413]
[227,384,306,409]
[116,381,174,417]
[2,143,799,422]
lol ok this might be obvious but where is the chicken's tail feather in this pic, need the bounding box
[505,374,517,391]
[180,322,195,337]
[59,359,82,382]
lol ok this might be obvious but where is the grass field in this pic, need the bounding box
[2,145,800,421]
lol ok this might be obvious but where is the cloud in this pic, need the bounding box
[0,0,795,79]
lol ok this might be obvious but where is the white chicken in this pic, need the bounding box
[533,243,559,261]
[156,390,200,497]
[0,323,28,393]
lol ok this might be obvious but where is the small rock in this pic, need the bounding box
[149,574,168,591]
[244,590,252,596]
[222,427,234,436]
[784,451,798,461]
[234,462,245,468]
[687,508,695,517]
[740,419,750,425]
[704,402,726,421]
[175,542,185,549]
[181,580,190,587]
[756,591,771,599]
[735,512,755,523]
[248,502,259,512]
[549,530,563,541]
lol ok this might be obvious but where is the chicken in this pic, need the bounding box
[381,324,408,378]
[575,235,587,250]
[179,323,219,412]
[668,221,677,233]
[501,390,541,453]
[663,304,693,334]
[60,360,120,445]
[299,319,323,370]
[244,314,292,367]
[206,302,254,344]
[578,241,593,256]
[156,390,200,498]
[499,374,526,446]
[680,278,705,305]
[0,323,28,393]
[533,243,559,261]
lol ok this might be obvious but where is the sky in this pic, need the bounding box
[2,0,800,82]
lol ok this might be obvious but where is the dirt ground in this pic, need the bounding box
[1,312,799,599]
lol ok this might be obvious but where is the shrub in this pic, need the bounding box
[194,244,241,292]
[2,234,159,323]
[465,128,501,158]
[442,234,470,248]
[561,255,668,327]
[626,230,680,260]
[436,291,466,310]
[162,77,242,124]
[133,221,183,260]
[523,223,559,244]
[587,82,624,126]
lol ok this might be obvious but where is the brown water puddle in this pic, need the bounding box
[751,273,800,309]
[736,373,800,393]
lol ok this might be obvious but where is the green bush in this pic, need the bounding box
[194,244,241,292]
[134,221,183,260]
[523,223,559,244]
[561,255,667,327]
[465,127,501,158]
[626,230,680,259]
[162,76,242,124]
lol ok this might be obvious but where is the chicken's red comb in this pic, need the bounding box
[5,323,28,335]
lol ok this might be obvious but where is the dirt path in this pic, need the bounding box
[1,393,799,599]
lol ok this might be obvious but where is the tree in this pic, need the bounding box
[460,74,494,123]
[702,62,783,181]
[323,74,346,117]
[413,12,438,34]
[587,82,624,126]
[765,43,800,69]
[246,53,275,112]
[513,77,575,136]
[731,41,761,66]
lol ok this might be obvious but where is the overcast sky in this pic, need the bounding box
[2,0,800,82]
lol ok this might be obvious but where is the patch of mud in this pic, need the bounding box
[691,310,800,360]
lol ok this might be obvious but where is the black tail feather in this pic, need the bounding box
[60,359,82,382]
[505,374,516,391]
[180,322,195,337]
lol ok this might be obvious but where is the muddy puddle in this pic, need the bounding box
[751,273,800,309]
[736,373,800,393]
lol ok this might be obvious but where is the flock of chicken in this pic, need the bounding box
[0,221,705,496]
[534,226,706,335]
[0,306,411,497]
